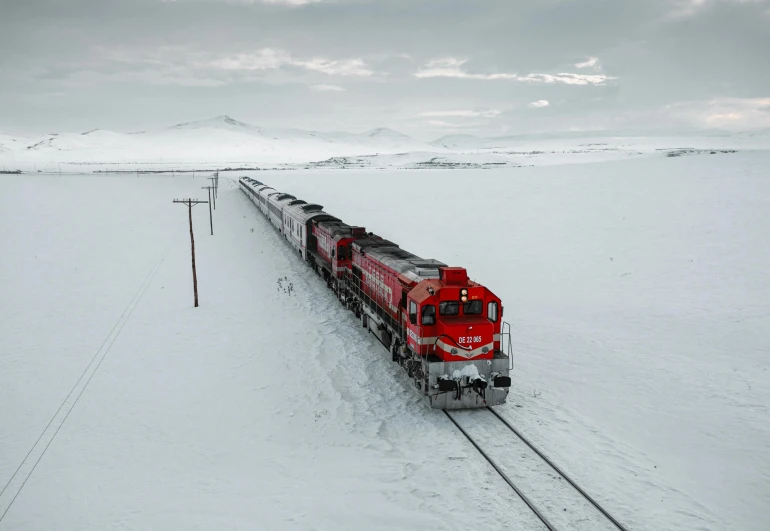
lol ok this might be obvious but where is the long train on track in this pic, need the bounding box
[239,177,513,409]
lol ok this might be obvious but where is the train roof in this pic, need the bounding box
[269,193,296,204]
[353,234,446,278]
[284,201,339,225]
[351,235,398,252]
[315,220,367,240]
[372,249,446,277]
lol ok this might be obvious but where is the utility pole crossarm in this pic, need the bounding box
[173,198,208,206]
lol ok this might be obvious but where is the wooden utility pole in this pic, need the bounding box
[173,198,209,307]
[208,176,217,209]
[201,186,214,235]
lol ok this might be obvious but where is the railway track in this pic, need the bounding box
[444,408,630,531]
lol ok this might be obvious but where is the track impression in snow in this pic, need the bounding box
[446,408,629,531]
[0,247,172,523]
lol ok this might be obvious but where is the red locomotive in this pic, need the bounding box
[240,177,512,409]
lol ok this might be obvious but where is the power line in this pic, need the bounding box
[0,248,170,525]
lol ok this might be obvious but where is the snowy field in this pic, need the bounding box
[1,151,769,530]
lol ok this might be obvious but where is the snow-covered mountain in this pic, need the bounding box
[0,133,31,153]
[2,117,768,173]
[429,134,491,151]
[0,116,443,167]
[430,128,770,152]
[734,127,770,139]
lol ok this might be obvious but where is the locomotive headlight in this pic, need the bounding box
[461,296,468,302]
[460,288,468,302]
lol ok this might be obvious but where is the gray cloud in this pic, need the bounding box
[0,0,768,138]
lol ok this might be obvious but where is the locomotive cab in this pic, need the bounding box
[332,242,349,274]
[331,226,365,276]
[403,266,510,408]
[406,267,500,362]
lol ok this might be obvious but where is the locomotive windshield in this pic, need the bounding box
[439,300,482,316]
[463,300,483,315]
[439,301,459,316]
[338,245,348,260]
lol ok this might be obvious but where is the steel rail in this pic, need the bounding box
[443,410,557,531]
[487,407,630,531]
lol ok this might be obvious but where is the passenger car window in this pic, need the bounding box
[487,301,498,323]
[422,305,436,325]
[439,301,459,316]
[463,300,483,315]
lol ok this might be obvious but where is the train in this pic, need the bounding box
[239,176,513,409]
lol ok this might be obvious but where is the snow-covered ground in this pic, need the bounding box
[1,148,769,530]
[235,151,770,531]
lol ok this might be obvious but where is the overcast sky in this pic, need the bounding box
[1,0,768,139]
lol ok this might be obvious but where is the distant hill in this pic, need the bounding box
[1,117,767,170]
[0,115,444,165]
[430,128,746,151]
